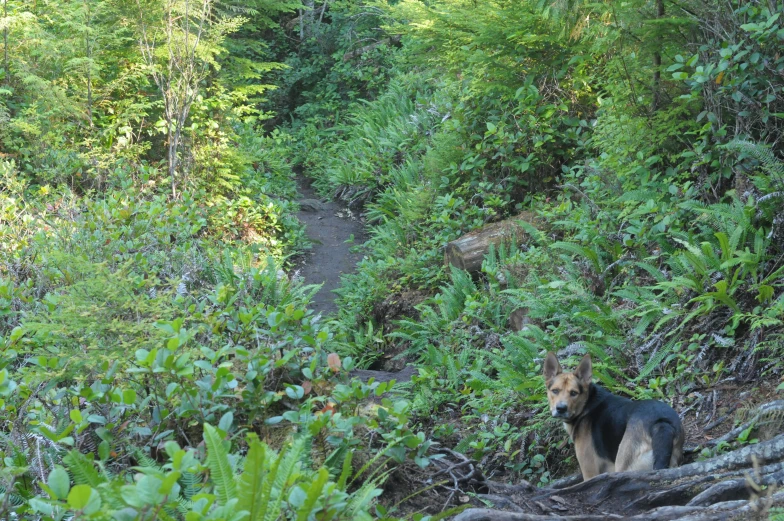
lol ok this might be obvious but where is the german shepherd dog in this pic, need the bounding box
[543,352,684,480]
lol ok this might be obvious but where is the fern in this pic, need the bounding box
[63,450,105,488]
[637,337,680,380]
[265,438,306,521]
[724,139,784,182]
[179,470,202,502]
[769,508,784,521]
[346,469,387,517]
[454,434,478,454]
[551,241,604,272]
[237,436,267,521]
[295,467,330,521]
[203,423,237,507]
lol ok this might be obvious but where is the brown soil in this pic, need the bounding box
[294,175,366,315]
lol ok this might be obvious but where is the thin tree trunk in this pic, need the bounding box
[169,127,178,197]
[3,0,8,86]
[318,0,329,26]
[84,0,93,127]
[652,0,664,111]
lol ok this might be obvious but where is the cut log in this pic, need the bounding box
[444,212,542,273]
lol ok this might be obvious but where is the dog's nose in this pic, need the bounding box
[556,403,567,414]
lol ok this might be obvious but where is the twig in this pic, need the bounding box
[703,411,734,432]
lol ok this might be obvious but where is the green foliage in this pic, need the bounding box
[4,0,784,514]
[279,0,784,490]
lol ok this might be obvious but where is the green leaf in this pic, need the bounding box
[47,466,70,500]
[70,409,83,424]
[67,484,102,514]
[123,388,137,405]
[337,450,353,491]
[218,411,234,432]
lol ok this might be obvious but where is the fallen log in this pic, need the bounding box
[444,212,542,273]
[448,409,784,521]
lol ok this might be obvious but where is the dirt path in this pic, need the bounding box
[294,175,366,316]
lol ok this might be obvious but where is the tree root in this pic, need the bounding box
[449,428,784,520]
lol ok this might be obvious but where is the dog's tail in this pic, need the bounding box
[651,420,680,469]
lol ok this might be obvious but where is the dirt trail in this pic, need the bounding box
[294,175,366,316]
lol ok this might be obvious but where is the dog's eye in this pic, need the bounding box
[570,390,578,397]
[551,389,559,395]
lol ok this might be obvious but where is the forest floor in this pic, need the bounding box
[292,175,784,519]
[294,174,366,315]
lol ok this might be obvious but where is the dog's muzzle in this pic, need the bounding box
[552,402,569,419]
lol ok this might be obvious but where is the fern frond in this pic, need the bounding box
[346,469,387,517]
[454,434,478,454]
[265,437,306,521]
[133,448,162,471]
[63,450,105,488]
[203,423,237,506]
[295,467,330,521]
[337,449,353,492]
[723,139,784,180]
[637,337,680,380]
[179,470,202,501]
[551,241,603,272]
[237,436,267,521]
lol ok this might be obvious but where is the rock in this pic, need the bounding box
[299,198,327,212]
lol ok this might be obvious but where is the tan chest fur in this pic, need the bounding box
[564,421,615,480]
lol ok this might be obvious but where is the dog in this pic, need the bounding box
[543,352,684,480]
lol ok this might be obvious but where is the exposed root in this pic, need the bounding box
[440,401,784,520]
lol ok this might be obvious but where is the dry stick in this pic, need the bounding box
[702,389,718,426]
[442,469,460,512]
[703,410,734,432]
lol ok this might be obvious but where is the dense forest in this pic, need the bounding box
[1,0,783,519]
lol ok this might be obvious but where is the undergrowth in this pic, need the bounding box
[291,0,784,489]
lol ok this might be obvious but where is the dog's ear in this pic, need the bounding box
[543,352,562,382]
[574,354,593,385]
